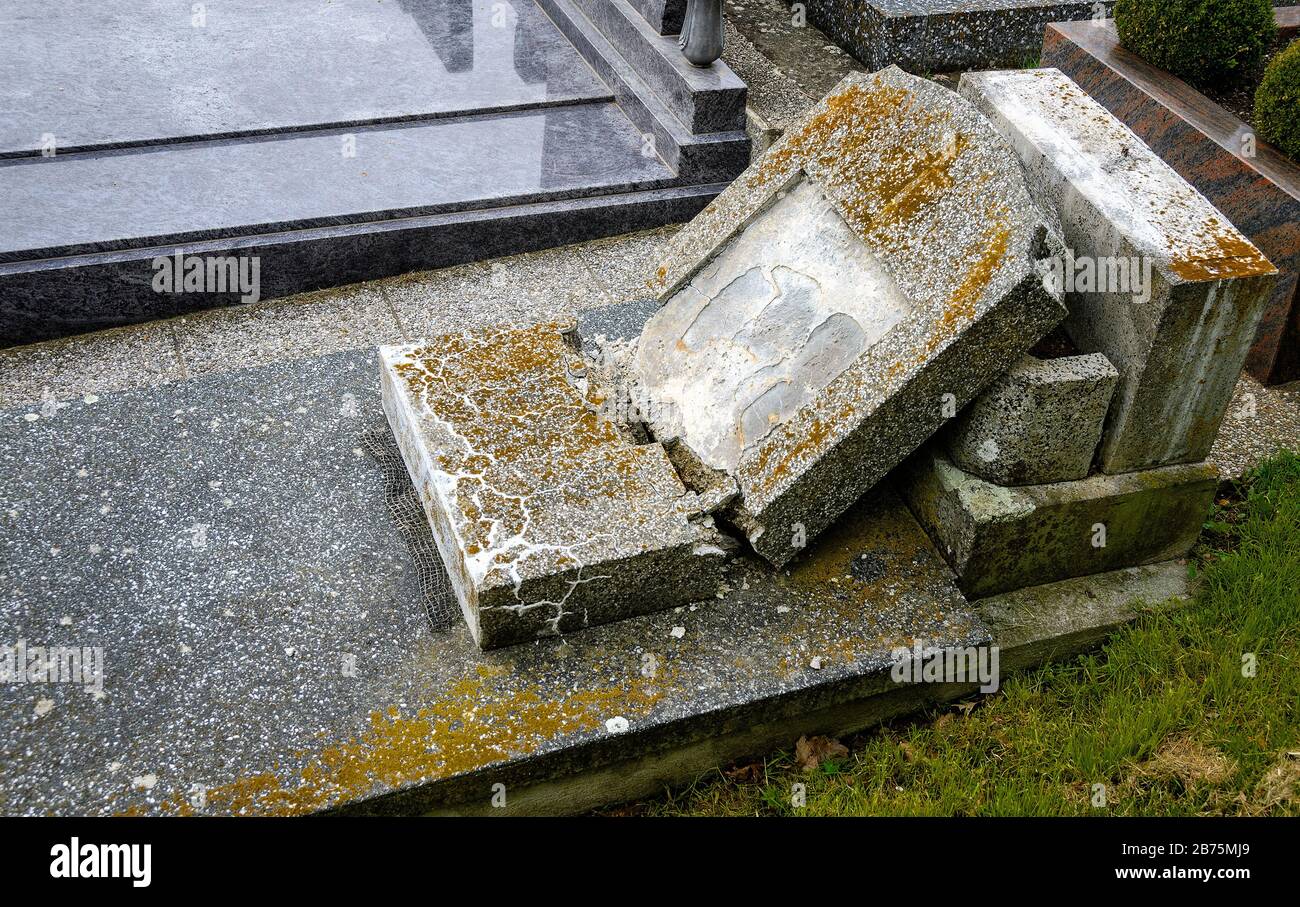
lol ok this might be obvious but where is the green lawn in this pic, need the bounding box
[627,451,1300,817]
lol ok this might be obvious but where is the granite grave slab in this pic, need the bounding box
[0,0,750,346]
[0,0,610,157]
[794,0,1113,73]
[0,346,987,816]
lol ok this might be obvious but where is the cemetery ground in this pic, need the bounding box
[623,452,1300,817]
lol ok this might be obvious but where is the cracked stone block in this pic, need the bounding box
[899,447,1216,599]
[380,322,729,649]
[946,352,1118,486]
[637,66,1067,568]
[959,68,1279,475]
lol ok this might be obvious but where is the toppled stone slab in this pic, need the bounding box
[959,68,1279,475]
[899,447,1216,599]
[379,322,729,649]
[946,352,1118,485]
[638,66,1066,567]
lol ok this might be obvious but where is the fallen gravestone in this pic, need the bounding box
[380,322,730,649]
[898,68,1278,597]
[636,66,1066,567]
[959,68,1278,474]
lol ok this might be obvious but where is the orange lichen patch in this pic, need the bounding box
[146,669,673,817]
[1168,221,1277,282]
[390,322,659,566]
[749,81,972,247]
[746,405,851,496]
[925,218,1012,358]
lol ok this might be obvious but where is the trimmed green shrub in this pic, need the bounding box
[1255,39,1300,159]
[1114,0,1277,88]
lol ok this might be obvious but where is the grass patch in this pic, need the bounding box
[617,451,1300,817]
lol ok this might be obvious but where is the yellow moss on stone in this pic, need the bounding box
[141,667,674,817]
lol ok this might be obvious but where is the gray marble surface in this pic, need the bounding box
[0,0,609,156]
[0,103,673,261]
[0,0,749,348]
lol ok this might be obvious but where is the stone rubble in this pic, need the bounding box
[959,68,1278,474]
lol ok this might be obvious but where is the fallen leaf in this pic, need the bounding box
[795,735,849,772]
[724,761,764,784]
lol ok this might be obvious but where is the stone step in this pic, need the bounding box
[567,0,746,134]
[534,0,750,181]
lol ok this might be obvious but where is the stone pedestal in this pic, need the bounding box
[959,68,1278,474]
[900,448,1215,599]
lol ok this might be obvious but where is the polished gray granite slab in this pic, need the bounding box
[0,0,609,157]
[0,346,986,815]
[0,103,674,261]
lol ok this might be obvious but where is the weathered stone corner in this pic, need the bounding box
[946,352,1118,486]
[380,322,730,649]
[899,447,1216,599]
[637,65,1067,568]
[959,67,1279,476]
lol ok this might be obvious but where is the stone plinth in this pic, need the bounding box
[638,66,1066,567]
[959,68,1278,474]
[900,447,1216,598]
[380,322,729,649]
[1042,14,1300,386]
[946,352,1118,486]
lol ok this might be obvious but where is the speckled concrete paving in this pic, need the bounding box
[0,348,984,815]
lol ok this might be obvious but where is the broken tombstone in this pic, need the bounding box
[379,321,731,649]
[945,351,1118,486]
[636,66,1067,567]
[958,68,1279,474]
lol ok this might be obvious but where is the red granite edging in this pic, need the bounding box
[1042,12,1300,385]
